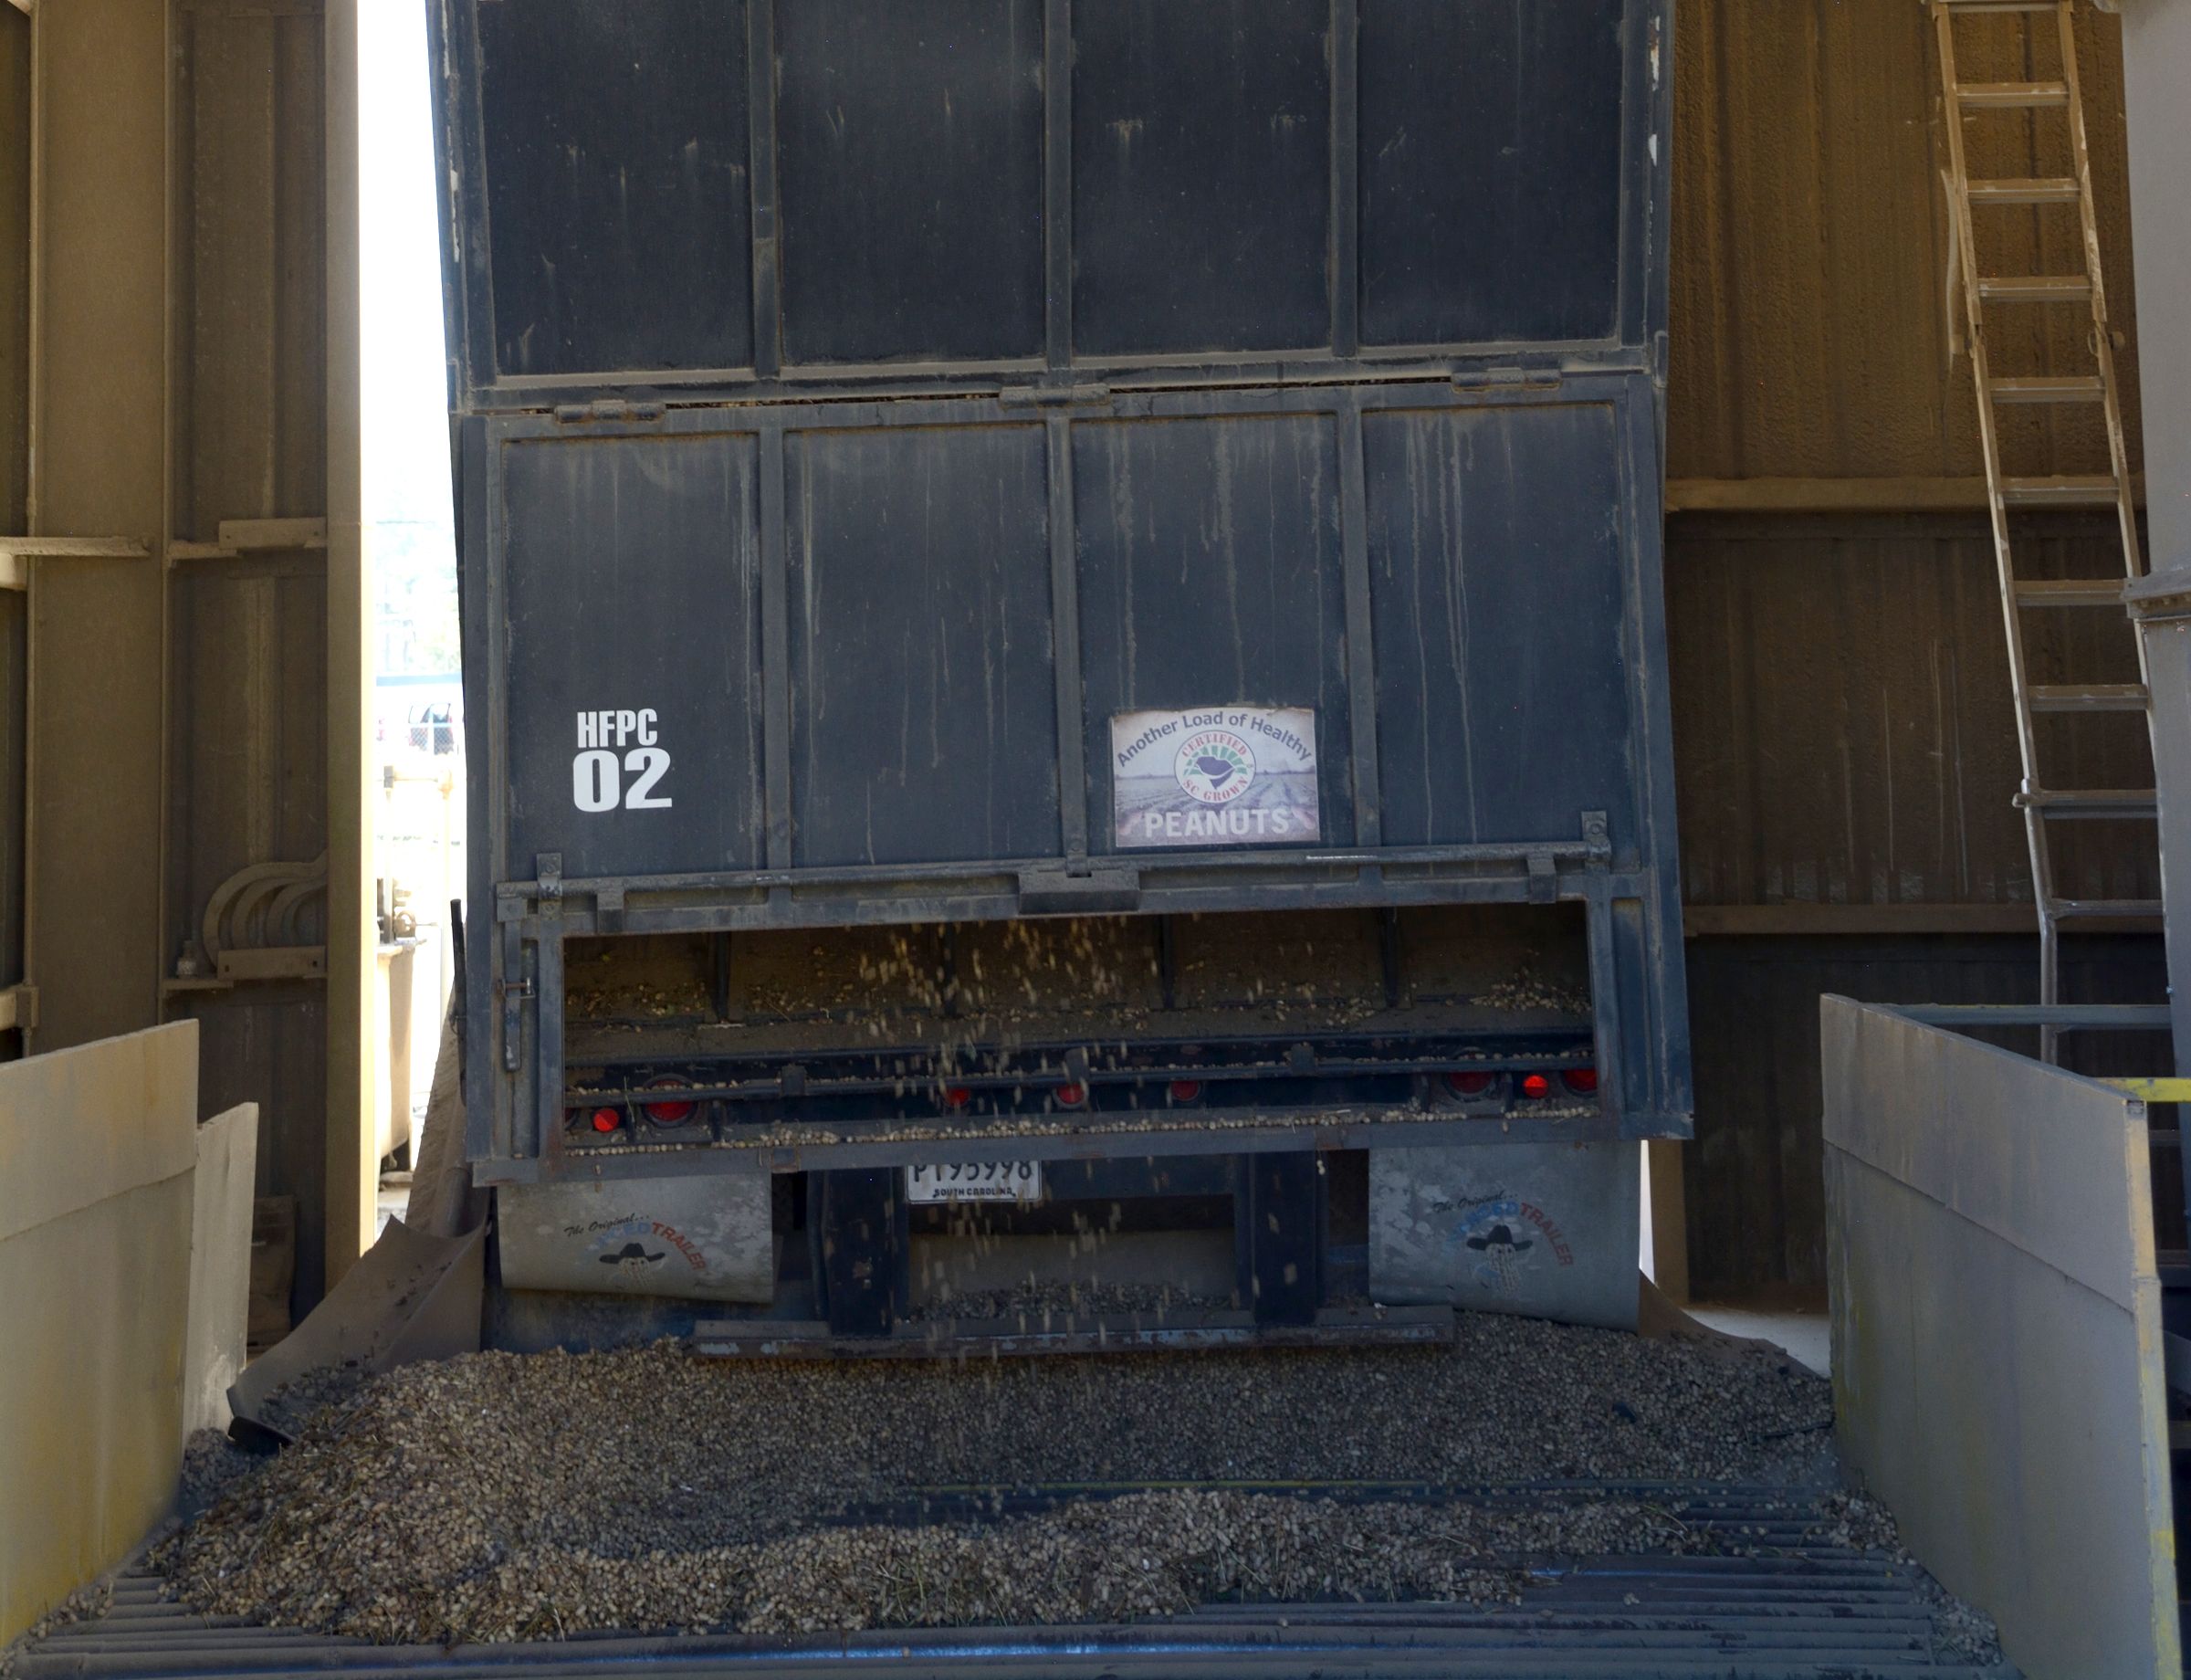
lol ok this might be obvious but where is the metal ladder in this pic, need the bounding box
[1931,0,2158,1059]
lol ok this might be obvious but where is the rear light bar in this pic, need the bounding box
[640,1077,699,1126]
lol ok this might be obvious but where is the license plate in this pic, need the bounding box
[905,1160,1043,1203]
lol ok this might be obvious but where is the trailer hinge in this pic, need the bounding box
[499,919,531,1073]
[1000,383,1112,410]
[0,982,37,1034]
[1451,362,1563,395]
[498,974,534,1073]
[551,398,666,425]
[1525,851,1559,904]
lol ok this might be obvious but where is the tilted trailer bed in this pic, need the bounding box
[433,0,1687,1347]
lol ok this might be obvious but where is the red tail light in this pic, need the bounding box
[1518,1073,1554,1100]
[1445,1070,1497,1097]
[942,1086,973,1109]
[1055,1081,1087,1108]
[1562,1068,1599,1096]
[641,1079,698,1125]
[1168,1079,1202,1103]
[589,1107,621,1133]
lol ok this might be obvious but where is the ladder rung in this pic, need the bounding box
[2014,578,2126,607]
[1943,1,2060,12]
[1966,177,2081,206]
[2000,475,2125,509]
[2028,683,2150,713]
[2050,898,2166,919]
[2018,788,2160,818]
[1991,375,2106,405]
[1976,275,2093,304]
[1956,81,2070,110]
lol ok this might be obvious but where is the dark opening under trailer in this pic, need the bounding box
[433,0,1687,1348]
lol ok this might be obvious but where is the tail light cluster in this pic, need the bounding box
[571,1076,707,1139]
[1442,1066,1600,1108]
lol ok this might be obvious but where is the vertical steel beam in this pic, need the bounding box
[2118,0,2191,1077]
[323,0,373,1285]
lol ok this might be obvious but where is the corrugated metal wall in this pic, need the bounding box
[165,1,334,1314]
[1669,0,2140,482]
[1664,0,2164,1296]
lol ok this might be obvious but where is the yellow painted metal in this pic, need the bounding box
[2107,1078,2191,1104]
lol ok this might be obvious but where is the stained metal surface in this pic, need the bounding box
[499,1175,774,1303]
[1368,1142,1639,1329]
[19,1495,2013,1678]
[1822,996,2178,1680]
[439,0,1663,403]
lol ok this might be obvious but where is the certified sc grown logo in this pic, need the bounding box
[1174,730,1257,804]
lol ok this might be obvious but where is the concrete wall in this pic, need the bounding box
[185,1098,258,1435]
[1824,997,2177,1680]
[0,1023,199,1647]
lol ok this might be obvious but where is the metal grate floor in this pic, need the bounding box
[14,1485,2012,1679]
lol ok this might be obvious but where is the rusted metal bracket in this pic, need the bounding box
[0,983,38,1033]
[0,535,152,589]
[168,517,330,563]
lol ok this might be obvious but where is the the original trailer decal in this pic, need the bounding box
[1111,706,1319,849]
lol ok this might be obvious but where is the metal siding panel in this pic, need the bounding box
[477,0,753,378]
[1072,413,1355,853]
[1683,934,2170,1296]
[183,11,277,536]
[271,15,329,520]
[176,9,328,535]
[503,433,766,878]
[1358,0,1624,346]
[0,9,26,536]
[1666,514,2158,912]
[776,0,1044,366]
[1070,0,1330,358]
[1664,0,2142,480]
[170,567,331,938]
[0,595,21,996]
[785,423,1058,866]
[195,994,329,1318]
[1364,404,1631,847]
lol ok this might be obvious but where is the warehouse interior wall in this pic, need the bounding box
[3,0,369,1324]
[1663,0,2164,1296]
[0,0,2168,1308]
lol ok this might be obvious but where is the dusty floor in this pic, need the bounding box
[147,1313,2005,1654]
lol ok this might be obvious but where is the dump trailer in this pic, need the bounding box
[433,0,1686,1348]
